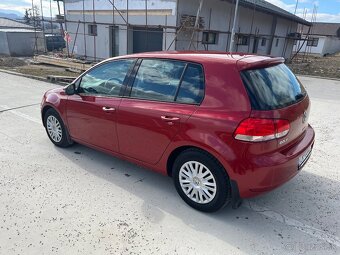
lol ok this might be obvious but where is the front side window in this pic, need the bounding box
[78,59,134,96]
[130,59,186,102]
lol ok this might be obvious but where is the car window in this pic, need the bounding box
[130,59,186,102]
[78,59,134,96]
[241,64,306,110]
[175,63,204,104]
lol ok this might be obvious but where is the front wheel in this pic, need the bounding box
[44,108,73,147]
[173,149,231,212]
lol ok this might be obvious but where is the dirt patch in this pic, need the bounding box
[288,54,340,79]
[0,57,27,67]
[0,57,80,79]
[13,65,79,78]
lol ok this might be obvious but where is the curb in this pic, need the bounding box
[0,69,67,86]
[296,74,340,82]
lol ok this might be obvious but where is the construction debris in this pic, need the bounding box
[46,75,77,83]
[34,55,93,71]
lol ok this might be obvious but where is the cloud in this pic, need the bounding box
[300,12,340,22]
[0,0,60,16]
[267,0,340,22]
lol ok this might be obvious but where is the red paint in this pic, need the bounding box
[41,51,315,199]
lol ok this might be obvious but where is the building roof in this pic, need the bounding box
[236,0,311,26]
[301,22,340,37]
[0,17,33,29]
[0,28,41,33]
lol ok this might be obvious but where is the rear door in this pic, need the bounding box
[241,63,310,149]
[66,59,135,152]
[116,58,204,164]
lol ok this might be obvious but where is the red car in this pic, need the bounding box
[41,51,315,212]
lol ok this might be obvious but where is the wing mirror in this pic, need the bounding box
[64,83,76,95]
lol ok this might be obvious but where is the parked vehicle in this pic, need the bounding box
[41,51,315,212]
[45,34,66,51]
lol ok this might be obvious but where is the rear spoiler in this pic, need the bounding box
[236,57,285,71]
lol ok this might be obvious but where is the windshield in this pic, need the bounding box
[241,64,306,110]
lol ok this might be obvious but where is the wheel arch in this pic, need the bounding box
[166,144,242,209]
[166,145,230,178]
[41,105,54,127]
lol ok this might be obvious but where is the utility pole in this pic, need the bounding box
[229,0,240,52]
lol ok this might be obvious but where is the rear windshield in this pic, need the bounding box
[241,64,306,110]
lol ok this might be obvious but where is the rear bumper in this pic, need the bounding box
[234,125,315,198]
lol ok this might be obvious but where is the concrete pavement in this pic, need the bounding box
[0,72,339,255]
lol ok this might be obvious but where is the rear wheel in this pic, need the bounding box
[44,108,73,147]
[173,149,231,212]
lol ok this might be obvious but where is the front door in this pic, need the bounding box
[66,59,135,152]
[117,59,204,164]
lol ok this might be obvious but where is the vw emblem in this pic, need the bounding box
[302,111,307,123]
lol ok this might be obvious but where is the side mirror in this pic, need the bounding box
[65,83,76,95]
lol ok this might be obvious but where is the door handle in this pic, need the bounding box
[102,106,116,112]
[161,116,180,122]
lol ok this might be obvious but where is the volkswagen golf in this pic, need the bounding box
[41,51,315,212]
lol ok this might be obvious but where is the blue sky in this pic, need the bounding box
[267,0,340,22]
[0,0,340,22]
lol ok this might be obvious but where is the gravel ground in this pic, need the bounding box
[288,54,340,80]
[0,72,339,255]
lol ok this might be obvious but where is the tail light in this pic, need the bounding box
[234,118,290,142]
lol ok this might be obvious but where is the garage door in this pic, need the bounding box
[133,27,163,53]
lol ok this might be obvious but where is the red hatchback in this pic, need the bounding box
[41,52,315,212]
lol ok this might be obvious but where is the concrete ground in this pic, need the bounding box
[0,72,339,255]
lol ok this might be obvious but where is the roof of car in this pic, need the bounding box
[113,51,284,71]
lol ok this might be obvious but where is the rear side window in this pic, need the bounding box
[241,64,306,110]
[176,64,204,104]
[130,59,186,102]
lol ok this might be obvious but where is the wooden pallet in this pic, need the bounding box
[34,55,93,71]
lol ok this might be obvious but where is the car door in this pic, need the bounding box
[66,58,135,152]
[116,58,205,164]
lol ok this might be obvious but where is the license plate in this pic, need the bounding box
[298,147,312,170]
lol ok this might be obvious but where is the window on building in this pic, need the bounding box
[261,38,267,47]
[202,31,218,44]
[237,35,249,46]
[307,37,319,47]
[275,38,279,47]
[88,24,97,36]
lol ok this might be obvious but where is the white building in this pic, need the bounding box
[63,0,310,60]
[294,22,340,56]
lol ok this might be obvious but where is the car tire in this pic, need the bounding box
[44,108,73,148]
[173,148,231,212]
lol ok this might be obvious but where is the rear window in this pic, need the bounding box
[241,64,306,110]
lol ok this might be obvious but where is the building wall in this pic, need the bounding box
[176,0,298,59]
[0,31,44,56]
[0,32,10,55]
[293,36,326,56]
[323,37,340,55]
[65,0,301,60]
[64,0,177,60]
